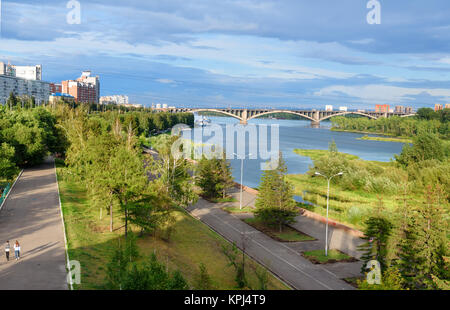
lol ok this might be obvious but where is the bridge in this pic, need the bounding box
[155,108,416,126]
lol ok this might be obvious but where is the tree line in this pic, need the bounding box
[331,108,449,139]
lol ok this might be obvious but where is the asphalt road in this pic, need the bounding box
[0,157,68,290]
[188,198,356,290]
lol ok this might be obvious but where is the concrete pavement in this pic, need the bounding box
[0,157,68,290]
[188,198,357,290]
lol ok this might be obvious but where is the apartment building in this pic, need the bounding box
[62,71,100,103]
[0,61,50,104]
[375,104,390,113]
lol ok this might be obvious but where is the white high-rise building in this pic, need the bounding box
[325,105,333,111]
[0,61,50,104]
[100,95,129,105]
[339,106,348,112]
[12,64,42,80]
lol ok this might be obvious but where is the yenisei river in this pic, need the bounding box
[188,116,405,189]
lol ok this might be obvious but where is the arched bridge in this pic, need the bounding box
[155,108,416,126]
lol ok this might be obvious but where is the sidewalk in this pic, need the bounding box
[188,197,357,290]
[0,157,68,290]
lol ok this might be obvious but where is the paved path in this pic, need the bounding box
[188,198,357,290]
[0,157,68,290]
[225,187,365,259]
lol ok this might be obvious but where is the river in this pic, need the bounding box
[188,115,405,189]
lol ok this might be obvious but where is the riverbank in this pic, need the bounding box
[357,135,412,143]
[287,149,405,230]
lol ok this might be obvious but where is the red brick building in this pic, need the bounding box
[50,83,62,94]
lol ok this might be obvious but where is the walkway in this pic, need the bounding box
[0,157,68,290]
[188,196,358,290]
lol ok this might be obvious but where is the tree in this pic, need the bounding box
[397,185,449,289]
[196,153,234,199]
[395,132,444,166]
[221,242,247,289]
[194,263,214,290]
[358,266,406,290]
[150,134,197,208]
[358,216,394,274]
[0,143,19,181]
[254,152,298,232]
[416,108,438,121]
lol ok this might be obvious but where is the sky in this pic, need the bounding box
[0,0,449,109]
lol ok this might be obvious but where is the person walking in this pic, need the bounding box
[4,241,10,262]
[14,241,20,261]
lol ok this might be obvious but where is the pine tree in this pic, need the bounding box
[398,185,449,289]
[358,216,394,274]
[254,152,298,232]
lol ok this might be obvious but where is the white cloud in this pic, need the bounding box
[315,84,450,104]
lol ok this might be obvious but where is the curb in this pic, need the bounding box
[54,158,73,290]
[235,182,365,238]
[0,170,24,212]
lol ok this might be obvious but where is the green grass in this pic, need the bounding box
[357,135,412,143]
[303,249,356,264]
[243,217,315,242]
[56,163,289,290]
[293,149,359,161]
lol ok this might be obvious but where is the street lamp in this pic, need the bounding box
[315,171,344,256]
[233,152,253,210]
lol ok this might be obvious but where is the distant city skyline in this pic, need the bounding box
[0,1,449,109]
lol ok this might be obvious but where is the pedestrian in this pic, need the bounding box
[5,241,10,261]
[14,240,20,261]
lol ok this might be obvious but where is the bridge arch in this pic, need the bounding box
[247,110,315,122]
[192,109,243,121]
[319,111,378,122]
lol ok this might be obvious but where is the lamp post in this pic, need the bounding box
[315,171,344,256]
[234,152,252,210]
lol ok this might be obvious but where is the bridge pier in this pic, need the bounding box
[310,121,320,128]
[240,120,248,125]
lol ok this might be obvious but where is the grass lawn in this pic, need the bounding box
[222,206,255,214]
[56,162,289,290]
[357,135,412,143]
[243,217,315,242]
[302,249,357,264]
[293,149,359,161]
[288,149,408,230]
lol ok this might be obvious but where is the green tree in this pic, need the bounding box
[0,143,19,181]
[395,132,444,166]
[398,186,449,289]
[194,263,214,290]
[254,152,298,232]
[358,216,394,274]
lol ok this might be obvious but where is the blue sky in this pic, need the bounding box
[0,0,449,109]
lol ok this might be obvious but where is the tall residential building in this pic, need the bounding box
[50,83,62,94]
[339,106,348,112]
[100,95,129,105]
[435,104,443,112]
[325,105,333,111]
[445,104,450,109]
[12,64,42,80]
[62,71,100,103]
[375,104,390,113]
[395,105,404,113]
[0,61,50,104]
[405,107,413,114]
